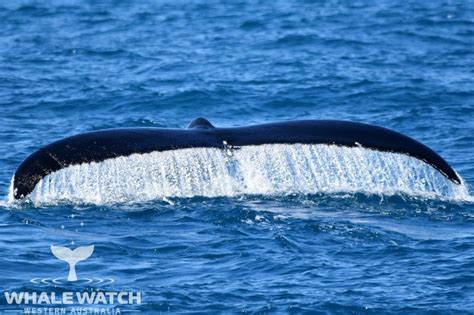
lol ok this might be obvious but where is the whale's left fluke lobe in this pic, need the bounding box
[11,119,462,200]
[13,147,62,200]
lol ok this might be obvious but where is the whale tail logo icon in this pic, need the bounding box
[51,245,94,281]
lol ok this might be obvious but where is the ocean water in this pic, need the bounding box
[1,0,474,313]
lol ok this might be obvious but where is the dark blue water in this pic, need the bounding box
[1,0,474,313]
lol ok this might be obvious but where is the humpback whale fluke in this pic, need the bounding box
[51,245,94,281]
[11,119,461,200]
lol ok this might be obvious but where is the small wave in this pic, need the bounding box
[240,20,266,30]
[274,34,319,46]
[9,144,471,206]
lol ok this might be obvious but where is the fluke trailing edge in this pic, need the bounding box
[12,118,461,199]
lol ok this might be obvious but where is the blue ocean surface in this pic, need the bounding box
[1,0,474,313]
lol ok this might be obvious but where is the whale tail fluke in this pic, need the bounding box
[12,120,462,201]
[51,245,94,281]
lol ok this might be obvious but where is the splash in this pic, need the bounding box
[9,144,470,205]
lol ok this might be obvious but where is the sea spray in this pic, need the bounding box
[12,144,469,205]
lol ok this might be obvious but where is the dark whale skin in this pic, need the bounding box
[12,119,461,199]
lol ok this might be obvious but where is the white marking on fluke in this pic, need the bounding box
[50,245,94,281]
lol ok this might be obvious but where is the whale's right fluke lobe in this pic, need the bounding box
[51,245,94,281]
[221,120,462,186]
[11,119,462,201]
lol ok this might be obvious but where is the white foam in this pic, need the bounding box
[8,144,471,205]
